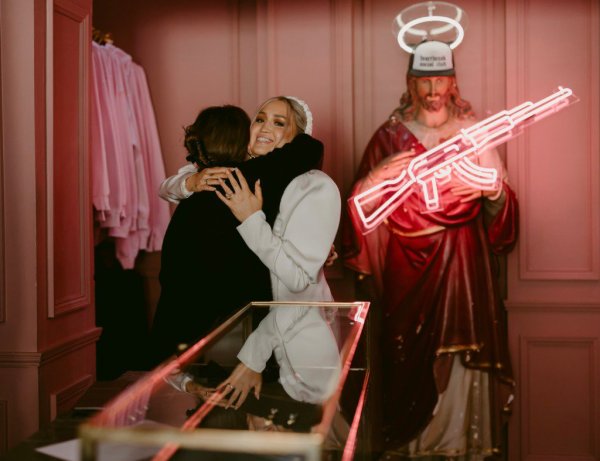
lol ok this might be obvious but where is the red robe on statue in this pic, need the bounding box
[343,118,519,452]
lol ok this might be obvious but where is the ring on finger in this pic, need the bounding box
[225,193,232,200]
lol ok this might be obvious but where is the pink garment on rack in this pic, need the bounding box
[131,64,170,251]
[103,44,138,241]
[90,42,169,269]
[110,46,151,243]
[90,45,110,214]
[106,45,145,268]
[92,42,127,227]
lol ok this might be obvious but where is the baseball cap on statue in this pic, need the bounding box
[408,40,455,77]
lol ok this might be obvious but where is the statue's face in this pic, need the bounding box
[414,76,453,112]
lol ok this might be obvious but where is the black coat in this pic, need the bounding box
[148,135,324,366]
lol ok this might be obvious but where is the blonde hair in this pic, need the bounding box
[253,96,308,136]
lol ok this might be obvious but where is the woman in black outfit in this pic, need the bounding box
[148,98,322,367]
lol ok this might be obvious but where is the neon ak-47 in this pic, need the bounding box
[352,86,577,234]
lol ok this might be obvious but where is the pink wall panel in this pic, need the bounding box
[39,332,99,423]
[0,0,38,353]
[37,0,95,349]
[258,1,354,197]
[527,340,593,455]
[53,6,89,311]
[0,0,43,449]
[9,0,100,437]
[506,0,600,302]
[509,308,600,460]
[521,0,598,278]
[505,1,600,457]
[0,366,39,452]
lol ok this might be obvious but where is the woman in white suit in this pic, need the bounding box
[162,97,342,410]
[217,165,341,407]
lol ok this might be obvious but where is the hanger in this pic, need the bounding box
[92,27,114,45]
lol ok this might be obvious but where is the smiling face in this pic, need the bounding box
[414,76,453,112]
[248,99,297,157]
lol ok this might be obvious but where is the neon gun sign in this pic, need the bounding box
[352,87,577,233]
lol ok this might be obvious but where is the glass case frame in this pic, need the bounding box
[79,301,370,461]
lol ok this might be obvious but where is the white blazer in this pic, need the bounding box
[236,169,341,302]
[236,170,342,403]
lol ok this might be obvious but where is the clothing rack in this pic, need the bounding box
[90,38,171,269]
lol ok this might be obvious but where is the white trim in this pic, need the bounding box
[0,1,5,324]
[45,0,55,317]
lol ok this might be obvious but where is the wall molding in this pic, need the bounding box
[480,0,505,117]
[0,400,7,455]
[352,0,374,167]
[255,1,276,103]
[39,327,101,366]
[43,0,54,317]
[0,327,100,368]
[0,3,5,325]
[516,335,598,460]
[45,0,92,318]
[49,374,92,420]
[506,301,600,313]
[230,1,241,104]
[329,0,355,196]
[0,352,42,368]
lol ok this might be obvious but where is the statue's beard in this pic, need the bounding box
[420,93,449,112]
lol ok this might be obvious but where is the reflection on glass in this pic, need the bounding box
[79,301,370,461]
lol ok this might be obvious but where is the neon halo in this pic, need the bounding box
[397,16,464,53]
[392,2,468,53]
[395,4,463,37]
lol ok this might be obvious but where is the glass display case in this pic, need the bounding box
[79,301,370,461]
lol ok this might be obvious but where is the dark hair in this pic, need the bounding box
[390,74,475,122]
[184,105,251,167]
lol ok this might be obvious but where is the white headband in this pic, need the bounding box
[286,96,313,135]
